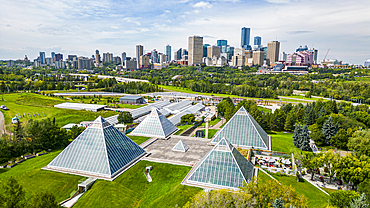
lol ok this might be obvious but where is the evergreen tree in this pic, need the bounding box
[304,104,315,125]
[28,191,61,208]
[318,106,327,118]
[293,124,301,148]
[0,177,25,208]
[322,116,339,145]
[273,197,284,208]
[349,193,369,208]
[284,109,297,132]
[300,125,311,151]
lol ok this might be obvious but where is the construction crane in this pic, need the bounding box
[323,49,330,64]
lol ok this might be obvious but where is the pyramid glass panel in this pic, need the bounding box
[172,140,189,152]
[45,116,146,179]
[183,138,254,190]
[130,108,178,138]
[211,107,270,150]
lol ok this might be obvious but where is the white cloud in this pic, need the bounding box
[111,26,119,29]
[193,1,212,8]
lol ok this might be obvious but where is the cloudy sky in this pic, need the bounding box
[0,0,369,64]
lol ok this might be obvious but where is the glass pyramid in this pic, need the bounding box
[45,116,146,179]
[183,137,255,190]
[172,140,189,152]
[211,106,270,150]
[130,108,178,138]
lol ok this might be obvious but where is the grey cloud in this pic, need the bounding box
[286,31,313,35]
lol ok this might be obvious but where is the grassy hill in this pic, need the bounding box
[73,161,201,208]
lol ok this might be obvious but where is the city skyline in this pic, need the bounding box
[0,0,369,64]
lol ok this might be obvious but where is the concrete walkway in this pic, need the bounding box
[61,192,84,207]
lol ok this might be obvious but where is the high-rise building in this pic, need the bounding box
[266,41,280,64]
[165,45,171,62]
[279,52,287,62]
[55,53,63,62]
[241,27,251,49]
[160,54,166,63]
[55,61,66,69]
[95,50,100,63]
[51,52,55,61]
[45,58,53,65]
[103,52,113,62]
[188,36,203,65]
[203,44,210,57]
[254,36,261,46]
[136,45,144,68]
[207,46,221,58]
[114,56,121,64]
[68,55,77,61]
[308,48,318,64]
[253,50,265,66]
[151,49,159,63]
[217,40,227,53]
[226,46,234,61]
[296,45,309,52]
[77,57,93,70]
[174,48,182,61]
[122,52,126,66]
[39,52,46,64]
[139,55,150,69]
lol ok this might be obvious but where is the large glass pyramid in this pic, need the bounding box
[130,108,178,138]
[211,106,270,150]
[44,116,146,179]
[172,140,189,152]
[183,137,255,190]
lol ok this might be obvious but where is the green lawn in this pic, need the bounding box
[174,124,193,135]
[118,103,146,109]
[0,93,118,130]
[270,173,329,208]
[127,135,151,145]
[257,106,272,113]
[208,129,219,139]
[257,169,274,184]
[270,132,298,153]
[0,150,85,202]
[73,161,202,208]
[200,118,221,127]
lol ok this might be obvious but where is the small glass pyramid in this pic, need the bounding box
[172,140,189,152]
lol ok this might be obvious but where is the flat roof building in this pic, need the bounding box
[119,95,144,104]
[54,102,106,112]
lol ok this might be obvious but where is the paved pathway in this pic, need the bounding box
[0,111,5,137]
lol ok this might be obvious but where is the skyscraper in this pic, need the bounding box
[266,41,280,64]
[136,45,143,68]
[207,46,221,58]
[165,45,171,62]
[174,48,182,60]
[188,36,203,65]
[217,40,228,53]
[254,36,261,46]
[241,27,251,49]
[55,53,63,62]
[203,44,210,57]
[95,50,100,63]
[40,52,46,64]
[51,52,55,61]
[122,52,126,66]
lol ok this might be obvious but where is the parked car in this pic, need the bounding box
[0,105,9,110]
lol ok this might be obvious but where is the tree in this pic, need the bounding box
[322,117,339,145]
[334,155,370,188]
[293,124,302,148]
[181,114,195,125]
[321,150,340,184]
[117,111,133,124]
[300,152,322,180]
[349,193,369,208]
[347,129,370,157]
[305,91,311,98]
[331,129,349,150]
[284,109,297,132]
[67,125,85,141]
[357,180,370,204]
[300,125,311,151]
[304,104,315,126]
[28,191,61,208]
[329,190,359,208]
[0,177,25,208]
[318,106,327,118]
